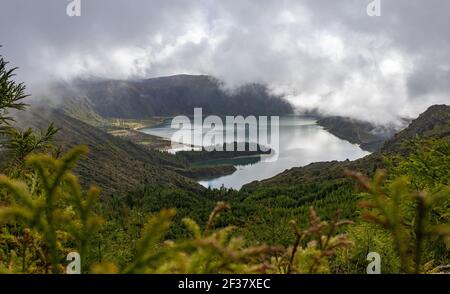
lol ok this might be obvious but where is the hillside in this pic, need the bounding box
[14,107,203,196]
[249,105,449,185]
[48,75,294,118]
[382,105,450,153]
[240,105,450,212]
[317,116,399,152]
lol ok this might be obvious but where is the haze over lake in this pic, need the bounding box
[141,116,370,189]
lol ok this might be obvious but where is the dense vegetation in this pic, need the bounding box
[0,54,449,274]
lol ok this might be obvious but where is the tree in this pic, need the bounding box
[0,47,58,172]
[0,47,28,133]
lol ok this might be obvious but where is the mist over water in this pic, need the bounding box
[141,116,370,189]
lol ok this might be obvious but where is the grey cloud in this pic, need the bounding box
[0,0,449,124]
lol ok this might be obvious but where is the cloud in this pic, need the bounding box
[0,0,449,125]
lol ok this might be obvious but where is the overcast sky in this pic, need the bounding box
[0,0,449,125]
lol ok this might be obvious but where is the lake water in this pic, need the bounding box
[140,116,370,190]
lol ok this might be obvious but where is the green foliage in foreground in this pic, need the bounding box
[0,148,354,273]
[0,147,102,273]
[337,138,450,273]
[0,140,448,273]
[347,169,450,273]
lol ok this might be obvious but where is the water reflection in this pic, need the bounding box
[141,116,370,190]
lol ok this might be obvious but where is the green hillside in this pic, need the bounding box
[230,105,450,247]
[13,107,202,196]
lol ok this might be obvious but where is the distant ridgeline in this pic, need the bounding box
[48,74,294,118]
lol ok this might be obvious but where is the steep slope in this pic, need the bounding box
[382,105,450,153]
[14,107,203,196]
[58,95,108,128]
[48,75,294,118]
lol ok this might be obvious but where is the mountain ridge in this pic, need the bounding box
[47,75,294,118]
